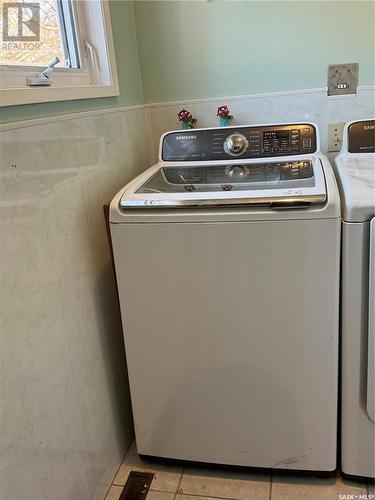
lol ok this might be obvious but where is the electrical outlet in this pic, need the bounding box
[328,122,345,152]
[327,63,358,96]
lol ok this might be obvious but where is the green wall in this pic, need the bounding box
[0,0,143,123]
[134,0,375,102]
[1,1,374,123]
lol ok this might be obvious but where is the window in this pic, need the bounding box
[0,0,119,106]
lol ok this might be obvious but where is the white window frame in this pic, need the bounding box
[0,0,119,107]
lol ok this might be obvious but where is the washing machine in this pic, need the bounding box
[334,119,375,479]
[110,122,341,471]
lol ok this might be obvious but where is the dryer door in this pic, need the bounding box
[368,217,375,423]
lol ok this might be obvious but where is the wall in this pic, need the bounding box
[134,1,375,103]
[2,0,374,123]
[0,0,143,123]
[0,106,147,500]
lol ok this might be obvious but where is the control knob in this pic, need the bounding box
[225,165,249,179]
[224,133,249,156]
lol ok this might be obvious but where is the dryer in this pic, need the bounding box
[110,122,341,472]
[334,119,375,479]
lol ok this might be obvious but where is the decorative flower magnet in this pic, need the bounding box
[177,108,197,130]
[217,105,233,127]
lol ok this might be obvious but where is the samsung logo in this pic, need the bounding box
[364,125,374,130]
[175,135,197,140]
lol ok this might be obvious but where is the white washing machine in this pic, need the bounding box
[110,122,341,471]
[334,119,375,479]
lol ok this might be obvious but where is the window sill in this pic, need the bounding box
[0,83,120,107]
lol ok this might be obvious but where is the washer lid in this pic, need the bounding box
[335,154,375,222]
[119,158,327,209]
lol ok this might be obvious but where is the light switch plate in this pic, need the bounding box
[328,122,345,152]
[327,63,358,96]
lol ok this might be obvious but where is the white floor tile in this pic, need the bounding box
[147,491,175,500]
[113,442,183,492]
[178,466,271,500]
[177,496,228,500]
[104,485,123,500]
[271,474,368,500]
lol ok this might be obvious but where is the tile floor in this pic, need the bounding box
[105,442,374,500]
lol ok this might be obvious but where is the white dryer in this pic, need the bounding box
[110,123,341,472]
[334,119,375,479]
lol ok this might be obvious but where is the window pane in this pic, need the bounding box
[0,0,79,68]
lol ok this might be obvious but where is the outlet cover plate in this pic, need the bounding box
[328,63,358,96]
[328,122,345,152]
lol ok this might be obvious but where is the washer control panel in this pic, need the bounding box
[162,123,317,162]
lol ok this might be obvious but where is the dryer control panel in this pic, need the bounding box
[162,123,317,162]
[348,119,375,153]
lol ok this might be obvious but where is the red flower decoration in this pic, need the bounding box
[177,108,193,122]
[217,105,232,119]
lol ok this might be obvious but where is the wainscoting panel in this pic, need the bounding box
[0,107,147,500]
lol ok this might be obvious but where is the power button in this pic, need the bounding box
[303,138,312,149]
